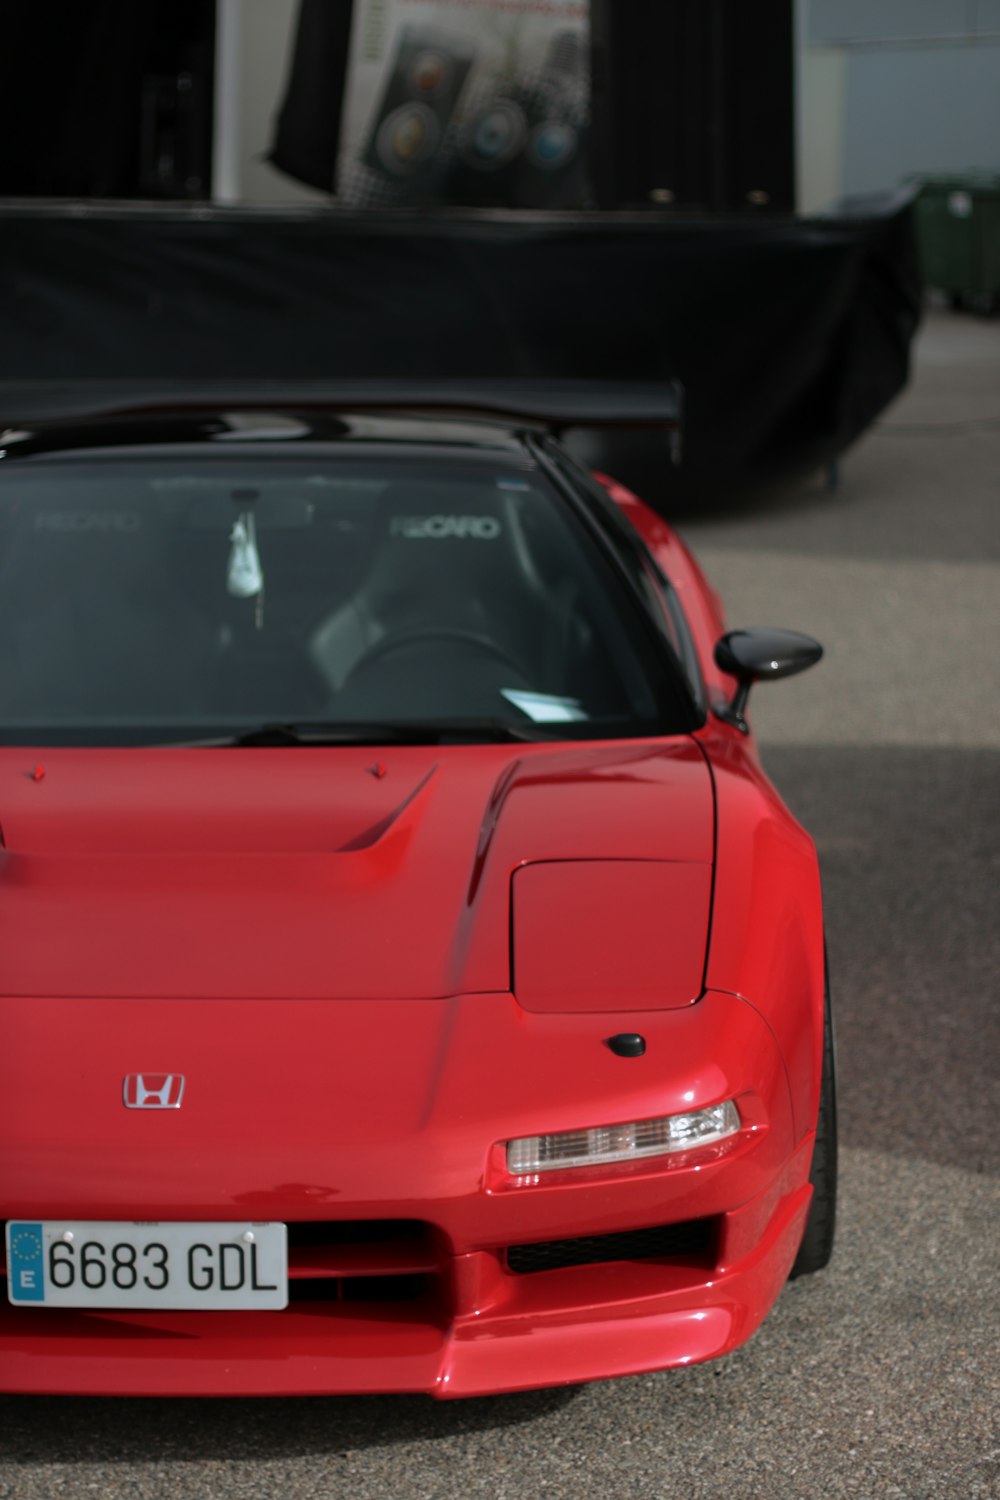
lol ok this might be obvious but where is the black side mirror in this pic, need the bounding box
[713,628,823,734]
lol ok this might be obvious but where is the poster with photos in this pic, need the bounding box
[337,0,591,208]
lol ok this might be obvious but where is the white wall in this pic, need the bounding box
[213,0,330,205]
[796,6,848,214]
[796,0,1000,210]
[843,41,1000,195]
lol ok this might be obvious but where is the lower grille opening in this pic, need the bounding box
[506,1218,715,1274]
[286,1220,426,1250]
[285,1221,437,1305]
[288,1273,430,1304]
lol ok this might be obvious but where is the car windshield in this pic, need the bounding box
[0,452,688,745]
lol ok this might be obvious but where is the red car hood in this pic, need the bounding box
[0,740,713,1001]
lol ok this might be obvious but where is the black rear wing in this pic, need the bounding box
[0,378,685,462]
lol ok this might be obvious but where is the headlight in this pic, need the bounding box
[506,1100,741,1175]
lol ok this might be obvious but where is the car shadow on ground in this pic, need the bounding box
[0,1383,581,1463]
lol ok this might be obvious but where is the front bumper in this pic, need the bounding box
[0,990,814,1396]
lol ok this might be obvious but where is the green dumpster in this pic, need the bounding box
[908,172,1000,312]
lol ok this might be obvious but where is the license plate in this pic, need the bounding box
[6,1221,288,1310]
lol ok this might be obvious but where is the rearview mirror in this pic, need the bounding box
[713,628,823,733]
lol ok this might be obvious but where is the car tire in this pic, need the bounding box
[790,950,838,1278]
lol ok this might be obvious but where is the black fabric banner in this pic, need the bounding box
[0,196,921,503]
[270,0,353,193]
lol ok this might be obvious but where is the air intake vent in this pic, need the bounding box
[507,1218,714,1274]
[284,1219,437,1303]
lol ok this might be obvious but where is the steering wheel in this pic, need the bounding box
[344,626,527,684]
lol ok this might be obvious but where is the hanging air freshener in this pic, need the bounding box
[227,512,264,599]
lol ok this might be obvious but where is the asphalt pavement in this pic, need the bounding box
[1,307,998,1500]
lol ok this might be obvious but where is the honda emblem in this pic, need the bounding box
[123,1074,185,1109]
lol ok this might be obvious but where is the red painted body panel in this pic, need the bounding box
[0,1172,812,1398]
[0,990,809,1396]
[0,740,712,1001]
[0,1169,812,1398]
[513,860,711,1011]
[1,991,788,1221]
[698,729,826,1141]
[598,473,826,1143]
[0,461,827,1397]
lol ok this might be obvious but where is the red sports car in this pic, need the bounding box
[0,391,835,1397]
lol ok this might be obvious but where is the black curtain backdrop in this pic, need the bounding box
[0,197,921,502]
[0,0,215,198]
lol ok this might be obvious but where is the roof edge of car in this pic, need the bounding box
[0,378,683,449]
